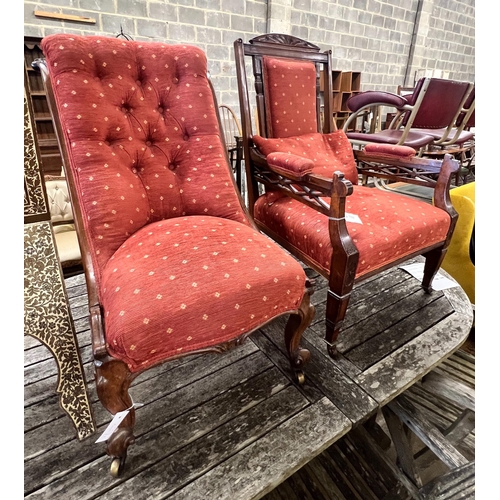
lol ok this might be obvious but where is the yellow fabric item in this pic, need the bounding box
[441,182,475,305]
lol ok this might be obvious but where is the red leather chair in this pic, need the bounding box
[344,77,474,154]
[36,33,314,477]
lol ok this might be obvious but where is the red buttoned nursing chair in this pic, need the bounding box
[36,33,314,476]
[234,34,459,357]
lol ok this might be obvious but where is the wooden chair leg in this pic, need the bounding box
[95,359,137,476]
[284,286,314,385]
[421,246,447,293]
[324,288,352,357]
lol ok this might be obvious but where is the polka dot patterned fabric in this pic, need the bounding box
[254,187,451,278]
[262,56,318,138]
[253,130,359,185]
[41,34,307,372]
[101,216,306,372]
[41,34,249,288]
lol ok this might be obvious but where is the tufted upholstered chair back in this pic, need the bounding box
[41,34,249,288]
[45,177,74,225]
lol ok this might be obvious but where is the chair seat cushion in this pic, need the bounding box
[54,228,82,265]
[254,187,451,278]
[411,127,475,145]
[101,216,306,372]
[253,130,359,185]
[346,129,436,149]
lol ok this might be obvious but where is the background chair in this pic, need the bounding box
[44,175,83,277]
[234,33,459,357]
[343,77,474,154]
[218,104,244,192]
[37,33,314,477]
[440,182,475,307]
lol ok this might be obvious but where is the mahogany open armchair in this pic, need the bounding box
[234,33,459,357]
[36,33,314,477]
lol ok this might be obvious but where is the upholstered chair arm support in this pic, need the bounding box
[266,152,315,181]
[343,91,410,132]
[346,91,409,113]
[250,145,337,200]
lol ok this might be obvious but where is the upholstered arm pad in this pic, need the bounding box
[266,152,314,181]
[347,91,408,112]
[363,143,416,160]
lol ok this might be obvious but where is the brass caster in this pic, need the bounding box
[110,457,125,477]
[295,371,305,385]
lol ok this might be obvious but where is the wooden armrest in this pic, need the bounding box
[354,150,458,185]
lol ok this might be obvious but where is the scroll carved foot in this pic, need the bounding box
[285,289,314,384]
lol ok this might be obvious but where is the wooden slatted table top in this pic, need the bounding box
[24,256,473,499]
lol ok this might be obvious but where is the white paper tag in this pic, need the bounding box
[345,212,362,224]
[399,263,459,291]
[96,410,130,443]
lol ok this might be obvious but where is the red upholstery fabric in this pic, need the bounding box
[102,216,306,372]
[266,152,314,180]
[363,143,417,159]
[262,56,318,138]
[42,34,308,372]
[253,131,359,185]
[41,35,249,290]
[254,187,451,278]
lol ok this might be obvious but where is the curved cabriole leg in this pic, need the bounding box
[422,246,448,293]
[284,286,314,385]
[95,358,136,477]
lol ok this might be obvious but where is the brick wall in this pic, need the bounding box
[24,0,475,115]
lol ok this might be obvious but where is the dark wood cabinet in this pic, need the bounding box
[24,37,63,177]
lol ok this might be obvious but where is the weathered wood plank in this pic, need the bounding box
[421,371,475,411]
[297,457,347,500]
[169,397,350,500]
[442,282,474,318]
[418,461,475,499]
[63,273,86,289]
[257,316,378,424]
[382,405,423,487]
[314,444,365,500]
[325,443,381,500]
[24,327,91,365]
[346,295,453,370]
[295,462,341,500]
[310,269,412,329]
[414,409,475,470]
[387,396,469,469]
[335,280,426,352]
[354,313,472,406]
[432,362,475,389]
[304,324,362,379]
[335,432,391,499]
[95,386,309,500]
[250,331,324,404]
[24,344,93,385]
[348,426,421,499]
[296,337,378,425]
[284,472,316,500]
[26,361,290,496]
[25,346,267,463]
